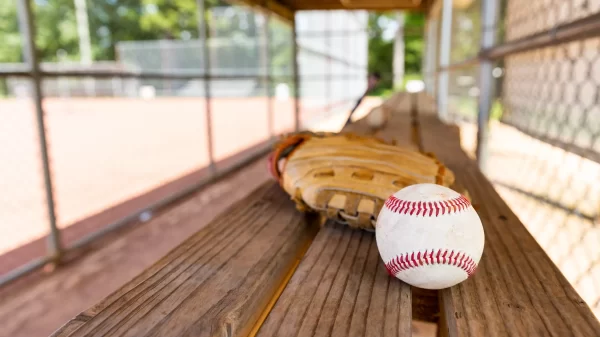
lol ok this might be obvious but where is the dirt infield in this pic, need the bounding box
[1,97,298,257]
[0,96,380,265]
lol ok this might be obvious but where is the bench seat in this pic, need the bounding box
[51,93,600,337]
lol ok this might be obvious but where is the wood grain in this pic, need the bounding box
[255,223,412,337]
[254,93,420,337]
[377,92,421,151]
[415,95,600,337]
[345,91,419,152]
[46,91,600,337]
[50,182,318,337]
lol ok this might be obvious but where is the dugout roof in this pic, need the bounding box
[237,0,438,22]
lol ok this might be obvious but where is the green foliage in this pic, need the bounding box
[367,11,424,96]
[0,0,296,96]
[491,99,503,120]
[35,0,80,61]
[367,12,394,92]
[269,18,293,76]
[404,13,424,74]
[0,0,21,63]
[0,0,251,63]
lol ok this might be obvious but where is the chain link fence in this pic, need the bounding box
[0,78,50,268]
[426,0,600,319]
[0,0,368,286]
[295,10,369,131]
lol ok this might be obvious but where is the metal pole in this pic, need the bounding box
[196,0,216,173]
[345,17,351,108]
[437,0,453,121]
[74,0,94,96]
[476,0,499,173]
[292,16,301,132]
[326,13,331,117]
[483,12,600,60]
[393,11,405,89]
[262,12,274,141]
[16,0,62,263]
[425,18,438,96]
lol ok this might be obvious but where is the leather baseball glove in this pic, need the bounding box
[268,131,456,231]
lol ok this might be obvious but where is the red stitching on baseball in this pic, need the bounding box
[384,249,477,277]
[384,195,470,216]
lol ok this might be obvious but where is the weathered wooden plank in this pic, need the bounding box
[415,95,600,337]
[51,315,91,337]
[376,93,421,151]
[50,182,319,337]
[256,223,412,337]
[344,92,420,152]
[255,96,420,337]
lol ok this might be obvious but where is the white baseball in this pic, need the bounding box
[375,183,485,290]
[366,105,388,128]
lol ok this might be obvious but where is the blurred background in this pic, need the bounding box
[1,0,600,335]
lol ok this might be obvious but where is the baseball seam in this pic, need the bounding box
[384,249,477,277]
[384,195,470,216]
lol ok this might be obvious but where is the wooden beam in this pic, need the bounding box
[231,0,295,23]
[285,0,428,11]
[340,0,423,9]
[265,0,295,22]
[259,0,434,12]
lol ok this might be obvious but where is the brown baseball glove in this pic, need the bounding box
[268,131,456,231]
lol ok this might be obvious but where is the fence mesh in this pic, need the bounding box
[505,0,600,42]
[0,78,50,274]
[0,0,371,289]
[502,38,600,157]
[425,0,600,319]
[497,33,600,318]
[295,10,369,130]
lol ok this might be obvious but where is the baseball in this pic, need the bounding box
[375,183,485,290]
[366,105,389,129]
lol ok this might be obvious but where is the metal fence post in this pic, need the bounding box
[476,0,499,173]
[393,12,405,89]
[292,16,301,132]
[345,22,350,109]
[424,18,438,96]
[196,0,216,173]
[261,12,274,141]
[437,0,453,121]
[16,0,63,263]
[326,13,332,116]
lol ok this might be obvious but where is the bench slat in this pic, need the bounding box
[416,98,600,337]
[256,223,412,337]
[255,99,417,337]
[51,183,318,337]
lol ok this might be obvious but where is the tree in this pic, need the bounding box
[0,0,22,63]
[404,12,424,74]
[367,10,424,94]
[368,11,395,92]
[0,0,234,63]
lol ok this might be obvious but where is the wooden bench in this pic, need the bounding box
[51,93,600,337]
